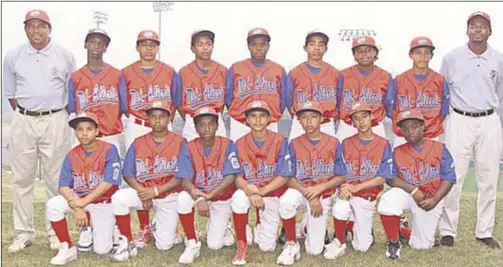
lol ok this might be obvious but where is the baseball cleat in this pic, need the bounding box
[50,242,77,265]
[232,240,248,265]
[223,222,235,247]
[324,238,346,259]
[276,241,301,265]
[8,235,33,253]
[385,240,401,260]
[110,235,137,262]
[135,224,152,249]
[77,226,93,252]
[178,239,201,264]
[50,235,61,251]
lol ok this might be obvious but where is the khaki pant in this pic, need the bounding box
[10,110,71,239]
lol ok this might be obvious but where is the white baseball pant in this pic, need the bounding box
[125,115,173,151]
[336,120,386,141]
[176,190,249,250]
[279,188,332,255]
[229,117,279,142]
[182,113,226,141]
[439,112,502,239]
[378,187,444,249]
[290,118,336,140]
[112,188,179,250]
[46,195,115,254]
[332,196,376,252]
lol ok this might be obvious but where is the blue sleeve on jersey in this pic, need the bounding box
[288,143,296,176]
[336,73,344,112]
[123,143,137,178]
[225,66,234,107]
[280,69,289,113]
[391,151,398,178]
[119,75,128,113]
[377,142,394,179]
[171,71,180,107]
[175,139,194,179]
[275,139,293,177]
[440,80,450,117]
[334,141,346,175]
[58,155,73,188]
[440,146,456,183]
[286,73,294,111]
[222,141,242,176]
[173,74,183,108]
[384,75,395,119]
[103,146,122,186]
[68,79,76,113]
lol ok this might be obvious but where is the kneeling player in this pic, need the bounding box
[277,101,345,265]
[378,109,455,259]
[175,107,244,264]
[325,102,393,259]
[234,101,292,264]
[110,101,187,261]
[46,112,121,265]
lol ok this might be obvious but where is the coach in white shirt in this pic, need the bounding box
[438,11,503,249]
[3,9,75,252]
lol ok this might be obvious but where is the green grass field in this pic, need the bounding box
[2,169,503,267]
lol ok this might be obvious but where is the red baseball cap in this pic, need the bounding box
[137,30,160,44]
[193,107,219,120]
[145,100,171,115]
[247,27,271,43]
[410,36,435,52]
[352,35,378,51]
[348,102,372,118]
[305,30,329,46]
[85,28,111,46]
[24,9,50,26]
[467,11,491,30]
[396,109,425,127]
[295,101,323,117]
[191,29,215,45]
[245,100,271,116]
[69,112,99,129]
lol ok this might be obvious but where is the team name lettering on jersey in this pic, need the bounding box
[399,162,440,185]
[185,84,224,109]
[296,159,334,182]
[130,84,171,110]
[313,84,337,102]
[72,170,104,196]
[295,90,310,104]
[76,85,118,109]
[344,159,380,182]
[343,88,382,106]
[195,167,224,190]
[416,91,441,109]
[242,161,277,184]
[135,155,178,182]
[237,76,276,98]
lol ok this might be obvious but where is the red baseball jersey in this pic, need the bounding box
[393,69,445,138]
[340,65,391,125]
[289,62,340,122]
[290,133,340,198]
[236,131,288,197]
[68,140,118,203]
[228,59,284,123]
[179,60,227,116]
[341,135,389,200]
[187,136,237,201]
[133,132,183,198]
[71,64,123,136]
[394,139,443,199]
[122,61,175,120]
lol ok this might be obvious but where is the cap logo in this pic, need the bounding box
[473,11,485,16]
[303,102,313,108]
[402,111,411,118]
[30,10,40,17]
[251,101,263,108]
[143,31,154,38]
[357,37,366,44]
[418,39,428,45]
[352,103,361,110]
[152,101,162,108]
[79,112,87,118]
[252,28,263,35]
[199,107,209,114]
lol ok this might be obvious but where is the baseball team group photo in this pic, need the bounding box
[1,2,502,267]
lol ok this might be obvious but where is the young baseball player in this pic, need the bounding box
[68,28,127,251]
[234,100,291,255]
[110,100,187,262]
[225,27,290,141]
[277,101,345,265]
[122,30,180,248]
[288,30,340,140]
[337,36,394,141]
[378,109,455,259]
[389,37,449,147]
[175,107,243,264]
[324,102,393,259]
[175,30,227,141]
[46,112,121,265]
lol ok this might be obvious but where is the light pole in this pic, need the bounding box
[152,1,174,60]
[93,11,109,29]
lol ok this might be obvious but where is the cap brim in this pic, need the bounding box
[69,117,98,129]
[24,18,50,26]
[349,109,372,118]
[137,38,160,44]
[306,32,329,44]
[192,30,215,44]
[352,43,378,51]
[296,108,322,117]
[468,14,491,24]
[245,107,270,116]
[86,33,111,45]
[146,107,171,115]
[193,113,218,121]
[396,117,424,127]
[410,45,435,52]
[247,34,271,43]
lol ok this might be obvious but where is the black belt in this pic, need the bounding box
[18,105,63,117]
[453,108,494,118]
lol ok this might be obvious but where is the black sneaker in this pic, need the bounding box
[385,240,401,260]
[439,235,454,247]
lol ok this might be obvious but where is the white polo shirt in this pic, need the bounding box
[440,44,503,113]
[2,41,75,111]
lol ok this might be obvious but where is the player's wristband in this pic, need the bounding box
[411,187,419,196]
[154,187,159,197]
[195,196,206,205]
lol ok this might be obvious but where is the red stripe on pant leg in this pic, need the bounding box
[233,213,248,243]
[115,214,133,242]
[51,218,73,248]
[179,210,197,241]
[380,214,400,241]
[282,217,297,242]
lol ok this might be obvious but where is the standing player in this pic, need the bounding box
[175,107,244,264]
[176,30,227,141]
[288,30,340,140]
[122,30,179,248]
[378,109,455,259]
[277,101,345,265]
[389,37,449,147]
[110,100,186,262]
[225,28,290,141]
[69,29,127,151]
[337,36,393,141]
[234,100,292,263]
[324,102,393,259]
[46,112,121,265]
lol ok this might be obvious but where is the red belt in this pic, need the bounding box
[134,118,150,127]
